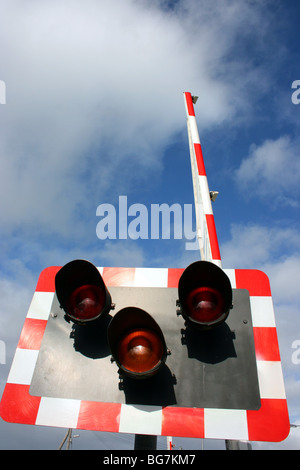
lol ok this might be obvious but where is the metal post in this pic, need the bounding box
[58,428,72,450]
[225,440,252,450]
[66,428,72,450]
[134,434,157,450]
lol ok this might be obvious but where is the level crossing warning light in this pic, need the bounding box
[177,261,233,329]
[55,259,112,324]
[55,259,168,380]
[108,307,168,379]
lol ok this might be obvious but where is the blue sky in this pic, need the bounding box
[0,0,300,450]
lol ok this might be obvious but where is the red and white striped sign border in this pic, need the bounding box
[0,266,290,442]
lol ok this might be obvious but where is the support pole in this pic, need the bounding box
[66,428,72,450]
[58,428,72,450]
[134,434,157,450]
[225,440,252,450]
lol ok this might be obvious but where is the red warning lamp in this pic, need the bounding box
[186,286,225,323]
[108,307,168,379]
[55,259,112,324]
[178,261,232,329]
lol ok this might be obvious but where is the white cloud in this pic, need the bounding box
[235,135,300,206]
[263,256,300,305]
[95,240,146,267]
[0,0,281,237]
[221,223,300,269]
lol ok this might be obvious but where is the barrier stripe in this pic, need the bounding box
[184,92,221,265]
[194,143,206,176]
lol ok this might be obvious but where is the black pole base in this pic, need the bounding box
[134,434,157,450]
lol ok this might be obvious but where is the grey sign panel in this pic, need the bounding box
[30,287,260,411]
